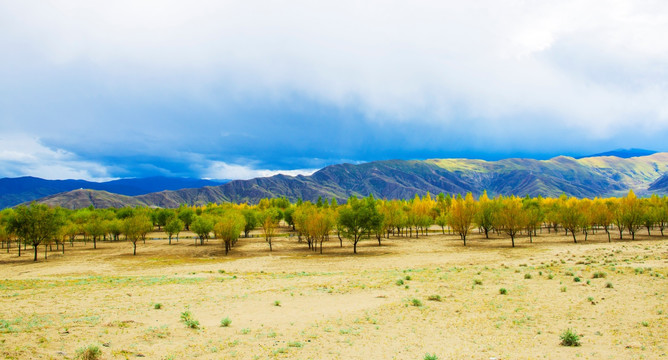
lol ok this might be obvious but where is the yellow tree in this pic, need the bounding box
[620,190,644,240]
[558,197,585,243]
[213,210,246,255]
[495,196,527,247]
[448,193,477,245]
[474,190,497,239]
[259,208,280,251]
[591,198,614,242]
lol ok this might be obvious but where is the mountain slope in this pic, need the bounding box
[33,153,668,209]
[0,176,224,208]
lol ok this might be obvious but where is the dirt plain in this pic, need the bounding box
[0,227,666,360]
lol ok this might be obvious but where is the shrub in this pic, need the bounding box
[396,279,404,286]
[499,288,508,295]
[220,317,232,327]
[473,279,483,285]
[524,273,532,279]
[180,310,200,329]
[573,277,581,283]
[605,282,614,289]
[548,274,555,280]
[592,272,606,279]
[75,344,102,360]
[559,328,581,346]
[273,300,281,307]
[154,303,162,310]
[427,294,442,302]
[560,286,567,292]
[410,298,423,307]
[424,353,439,360]
[288,341,303,348]
[405,275,412,281]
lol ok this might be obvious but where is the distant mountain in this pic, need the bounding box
[33,153,668,209]
[649,173,668,193]
[0,176,224,208]
[577,148,657,159]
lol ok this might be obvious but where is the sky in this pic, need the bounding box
[1,1,667,181]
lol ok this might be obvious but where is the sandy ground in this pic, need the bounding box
[0,228,666,360]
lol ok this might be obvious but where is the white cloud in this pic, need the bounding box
[1,0,667,139]
[203,161,316,180]
[0,135,114,181]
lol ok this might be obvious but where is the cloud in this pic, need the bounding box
[202,161,317,180]
[2,0,667,136]
[0,135,114,181]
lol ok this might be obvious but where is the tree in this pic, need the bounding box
[165,217,184,245]
[191,216,214,245]
[122,214,151,255]
[214,211,246,255]
[591,198,614,242]
[620,190,644,240]
[474,191,497,239]
[523,196,544,242]
[495,196,527,247]
[178,207,196,231]
[241,209,259,238]
[154,208,173,230]
[558,197,585,243]
[337,196,383,254]
[259,208,280,251]
[448,193,477,245]
[9,203,64,261]
[84,212,106,249]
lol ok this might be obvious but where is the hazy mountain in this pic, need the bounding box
[576,148,657,159]
[649,173,668,193]
[30,153,668,209]
[0,176,224,208]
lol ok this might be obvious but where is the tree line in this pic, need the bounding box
[0,191,666,261]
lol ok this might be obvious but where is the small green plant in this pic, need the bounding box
[75,344,102,360]
[473,279,483,285]
[524,273,532,279]
[427,294,442,301]
[592,271,606,278]
[273,300,281,307]
[499,288,508,295]
[424,353,439,360]
[548,273,555,279]
[241,328,251,334]
[180,310,200,329]
[288,341,303,348]
[218,269,225,274]
[559,328,581,346]
[573,277,581,283]
[154,303,162,309]
[641,321,649,327]
[396,279,404,286]
[634,268,645,275]
[220,317,232,327]
[405,275,412,280]
[410,298,423,307]
[560,286,567,292]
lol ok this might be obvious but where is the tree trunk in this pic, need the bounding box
[572,231,577,243]
[133,242,137,255]
[462,235,466,246]
[34,244,38,261]
[511,235,515,248]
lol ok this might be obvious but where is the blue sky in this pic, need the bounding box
[1,1,667,181]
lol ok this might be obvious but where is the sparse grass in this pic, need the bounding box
[180,310,199,329]
[559,328,581,347]
[153,303,162,309]
[424,353,439,360]
[273,300,281,307]
[288,341,303,348]
[220,317,232,327]
[396,279,404,286]
[75,344,102,360]
[473,279,483,285]
[641,321,649,327]
[592,271,606,278]
[524,273,532,279]
[427,294,442,301]
[240,328,251,335]
[561,286,567,292]
[605,282,614,288]
[499,288,508,295]
[410,298,423,307]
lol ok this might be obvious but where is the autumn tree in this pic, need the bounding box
[495,196,527,247]
[522,196,544,242]
[474,191,497,239]
[620,190,644,240]
[590,198,615,242]
[557,197,585,243]
[259,208,280,251]
[214,211,246,255]
[448,193,477,245]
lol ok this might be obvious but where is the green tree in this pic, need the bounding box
[8,203,64,261]
[165,217,184,245]
[122,214,151,255]
[337,196,383,254]
[191,216,214,245]
[178,207,196,231]
[241,209,259,238]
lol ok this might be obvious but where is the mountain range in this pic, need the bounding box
[0,176,224,209]
[13,152,668,209]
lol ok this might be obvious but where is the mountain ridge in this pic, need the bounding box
[28,153,668,209]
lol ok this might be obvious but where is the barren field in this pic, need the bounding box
[1,229,666,359]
